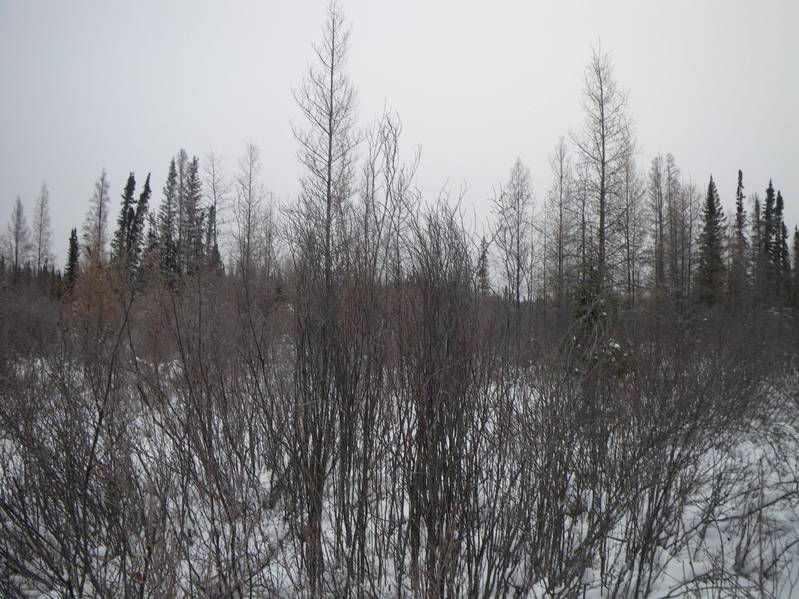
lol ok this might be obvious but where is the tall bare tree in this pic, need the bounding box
[82,169,111,266]
[683,179,702,299]
[203,152,230,265]
[493,157,534,307]
[290,2,360,593]
[234,143,267,277]
[293,0,359,291]
[573,160,594,285]
[664,153,681,293]
[571,46,633,293]
[649,154,696,303]
[618,155,645,304]
[648,155,667,291]
[546,138,575,308]
[32,183,53,272]
[5,196,31,272]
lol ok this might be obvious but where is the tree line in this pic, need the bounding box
[3,81,797,312]
[1,3,799,598]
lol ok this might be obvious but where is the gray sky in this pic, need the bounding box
[1,0,797,264]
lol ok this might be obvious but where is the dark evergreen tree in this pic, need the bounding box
[750,194,763,296]
[127,173,151,275]
[159,158,179,277]
[775,191,790,279]
[138,210,161,284]
[205,204,223,271]
[111,173,137,263]
[183,156,203,272]
[728,169,748,302]
[763,181,776,268]
[175,149,189,270]
[65,227,79,289]
[476,236,490,295]
[793,226,799,307]
[695,175,727,306]
[734,171,746,236]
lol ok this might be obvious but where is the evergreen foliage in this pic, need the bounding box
[183,156,204,273]
[751,195,763,294]
[476,236,490,295]
[695,176,726,306]
[64,227,79,289]
[111,172,136,264]
[129,173,151,274]
[159,158,179,278]
[775,191,790,281]
[728,169,749,302]
[763,181,776,270]
[794,226,799,307]
[734,169,747,245]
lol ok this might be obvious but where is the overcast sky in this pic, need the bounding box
[1,0,797,263]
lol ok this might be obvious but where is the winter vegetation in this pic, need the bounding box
[1,3,799,598]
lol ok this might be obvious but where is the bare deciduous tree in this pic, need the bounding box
[5,196,31,272]
[571,45,634,293]
[32,182,53,272]
[234,143,267,277]
[546,137,575,308]
[493,157,534,308]
[203,152,230,265]
[293,0,359,290]
[618,155,645,304]
[82,169,111,266]
[288,3,360,593]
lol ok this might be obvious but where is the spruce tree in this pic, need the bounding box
[476,236,490,295]
[127,173,151,274]
[775,191,790,279]
[751,195,763,295]
[695,175,727,306]
[205,204,223,271]
[758,181,782,300]
[763,181,776,270]
[138,210,160,284]
[183,156,203,272]
[175,149,189,270]
[111,173,136,263]
[159,158,179,277]
[793,226,799,307]
[65,228,79,289]
[734,170,747,246]
[729,169,748,301]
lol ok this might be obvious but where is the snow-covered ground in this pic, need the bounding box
[1,352,798,598]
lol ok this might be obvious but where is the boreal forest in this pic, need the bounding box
[1,2,799,598]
